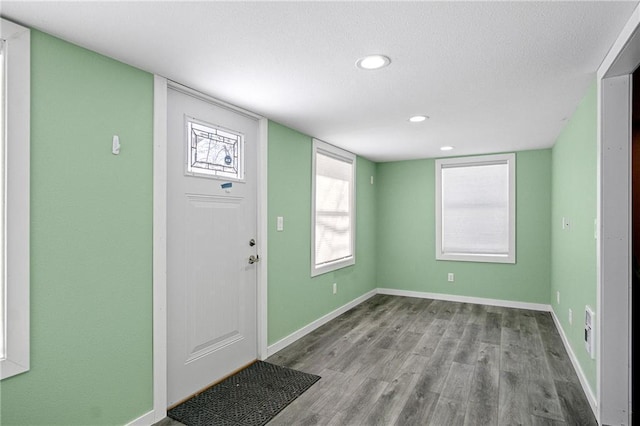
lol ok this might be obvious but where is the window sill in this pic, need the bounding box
[437,252,515,264]
[311,257,355,277]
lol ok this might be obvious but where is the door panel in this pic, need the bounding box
[167,87,258,406]
[184,195,244,361]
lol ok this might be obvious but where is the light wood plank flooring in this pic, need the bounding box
[265,295,597,426]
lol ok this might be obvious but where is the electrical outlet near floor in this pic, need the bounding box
[332,283,337,295]
[569,308,573,325]
[447,273,454,282]
[557,291,560,304]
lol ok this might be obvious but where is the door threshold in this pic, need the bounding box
[167,359,258,410]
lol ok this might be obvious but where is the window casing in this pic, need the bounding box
[311,139,356,276]
[435,153,515,264]
[1,19,30,380]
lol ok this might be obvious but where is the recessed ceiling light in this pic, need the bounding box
[356,54,391,70]
[440,146,454,151]
[409,115,428,123]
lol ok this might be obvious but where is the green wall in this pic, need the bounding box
[550,83,597,393]
[0,31,153,425]
[267,122,377,344]
[376,150,552,304]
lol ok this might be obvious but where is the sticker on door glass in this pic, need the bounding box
[186,119,244,180]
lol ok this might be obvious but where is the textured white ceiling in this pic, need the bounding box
[2,1,638,161]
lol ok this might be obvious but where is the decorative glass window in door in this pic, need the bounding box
[186,118,244,180]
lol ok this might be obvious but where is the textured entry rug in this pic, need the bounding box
[167,361,321,426]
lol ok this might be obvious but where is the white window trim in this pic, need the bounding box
[311,139,356,277]
[1,19,30,380]
[435,153,516,264]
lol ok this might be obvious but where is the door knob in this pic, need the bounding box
[248,254,260,264]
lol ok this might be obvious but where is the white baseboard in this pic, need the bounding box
[377,288,551,312]
[550,309,598,418]
[266,289,377,357]
[126,409,156,426]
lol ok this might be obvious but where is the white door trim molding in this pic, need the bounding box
[151,76,267,422]
[596,4,640,425]
[0,18,31,382]
[257,118,269,360]
[597,74,632,426]
[152,75,168,423]
[167,81,263,120]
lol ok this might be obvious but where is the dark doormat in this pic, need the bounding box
[167,361,321,426]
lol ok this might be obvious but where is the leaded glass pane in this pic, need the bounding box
[186,120,244,180]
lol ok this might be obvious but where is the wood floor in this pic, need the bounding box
[265,294,597,426]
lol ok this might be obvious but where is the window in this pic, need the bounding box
[185,117,244,181]
[1,19,30,380]
[311,139,356,276]
[435,153,515,264]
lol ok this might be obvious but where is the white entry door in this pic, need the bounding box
[167,86,259,406]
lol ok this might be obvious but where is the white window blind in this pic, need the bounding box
[311,139,355,276]
[436,153,515,263]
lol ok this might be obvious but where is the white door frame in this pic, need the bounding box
[596,4,640,425]
[151,76,268,422]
